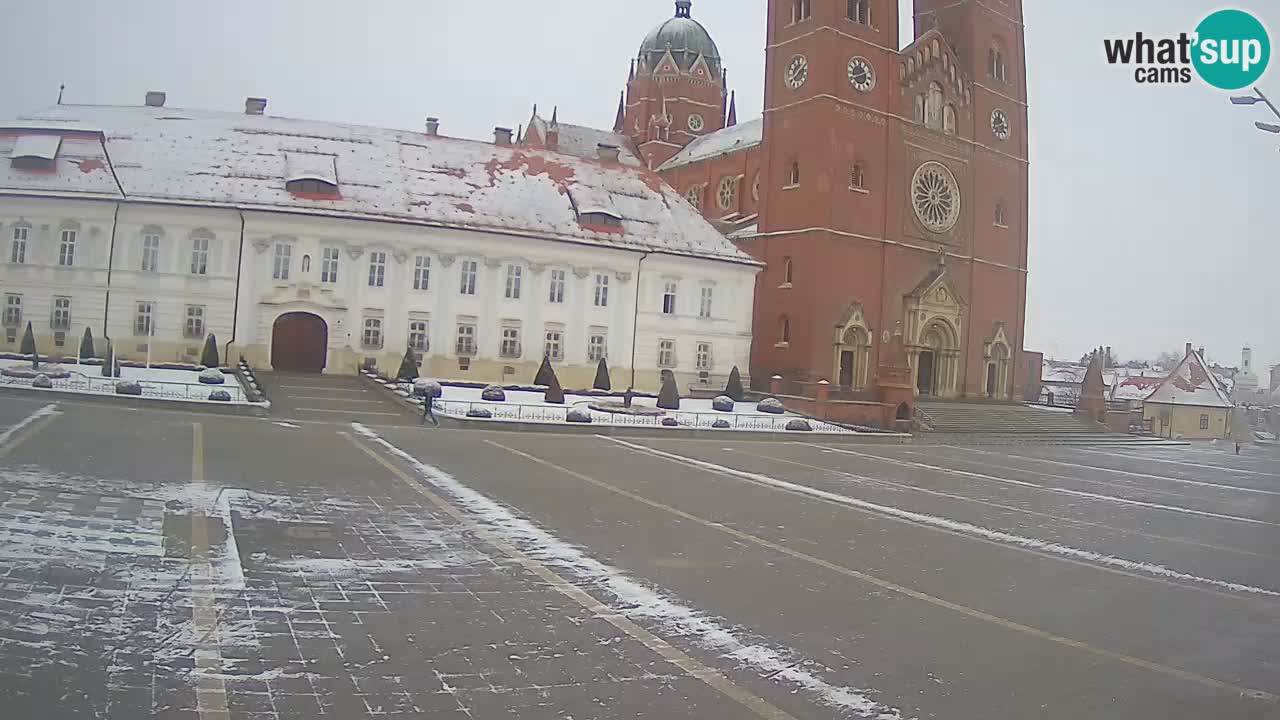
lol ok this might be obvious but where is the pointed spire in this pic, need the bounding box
[613,92,626,133]
[516,124,524,143]
[550,106,559,128]
[726,91,737,127]
[629,58,636,81]
[532,103,538,118]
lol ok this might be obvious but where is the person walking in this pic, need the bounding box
[422,393,439,427]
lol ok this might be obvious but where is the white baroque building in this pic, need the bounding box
[0,96,760,390]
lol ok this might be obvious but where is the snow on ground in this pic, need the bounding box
[0,358,252,404]
[385,378,871,434]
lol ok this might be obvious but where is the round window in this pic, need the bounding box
[685,185,703,209]
[717,177,737,210]
[911,162,961,233]
[688,114,705,132]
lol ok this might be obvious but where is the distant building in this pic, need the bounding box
[1142,347,1233,439]
[1231,346,1261,405]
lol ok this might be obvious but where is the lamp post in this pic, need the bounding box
[1230,87,1280,134]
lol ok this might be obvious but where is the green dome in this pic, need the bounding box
[639,1,722,76]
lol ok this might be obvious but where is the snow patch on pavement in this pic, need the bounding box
[0,403,58,446]
[351,422,904,720]
[606,438,1280,599]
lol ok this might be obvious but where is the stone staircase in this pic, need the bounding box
[916,402,1103,435]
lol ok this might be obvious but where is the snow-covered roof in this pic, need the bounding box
[1112,375,1162,401]
[11,134,61,160]
[0,104,755,265]
[1144,351,1233,408]
[657,118,763,171]
[525,114,643,168]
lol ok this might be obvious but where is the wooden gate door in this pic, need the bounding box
[271,313,328,372]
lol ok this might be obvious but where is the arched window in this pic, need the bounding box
[849,164,865,189]
[778,315,791,344]
[926,82,944,129]
[787,161,801,187]
[847,0,870,25]
[994,201,1007,227]
[914,94,926,123]
[783,257,794,285]
[942,104,957,135]
[988,44,1007,82]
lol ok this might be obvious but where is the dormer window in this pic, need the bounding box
[10,135,61,172]
[579,212,622,228]
[284,152,340,198]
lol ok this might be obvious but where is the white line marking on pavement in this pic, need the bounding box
[349,423,903,720]
[1075,447,1280,480]
[0,403,58,448]
[813,445,1276,527]
[296,408,402,416]
[284,396,385,403]
[277,385,368,393]
[953,446,1280,496]
[190,423,230,719]
[212,491,246,592]
[601,438,1280,599]
[273,422,300,429]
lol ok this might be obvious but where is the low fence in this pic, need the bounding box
[0,371,247,403]
[434,399,859,433]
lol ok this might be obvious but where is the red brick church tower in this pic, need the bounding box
[620,0,731,169]
[640,0,1028,403]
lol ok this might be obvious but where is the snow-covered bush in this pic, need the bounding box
[466,408,493,419]
[566,408,593,423]
[115,380,142,396]
[32,374,52,389]
[208,390,232,402]
[712,395,735,412]
[481,385,506,402]
[757,397,785,414]
[198,368,226,385]
[661,417,679,427]
[712,419,731,429]
[785,419,812,432]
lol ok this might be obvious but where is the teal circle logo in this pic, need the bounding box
[1192,9,1270,90]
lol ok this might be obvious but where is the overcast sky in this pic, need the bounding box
[3,0,1275,370]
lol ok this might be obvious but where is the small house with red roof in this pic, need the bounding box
[1142,347,1233,439]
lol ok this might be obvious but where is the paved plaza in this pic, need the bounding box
[0,378,1277,719]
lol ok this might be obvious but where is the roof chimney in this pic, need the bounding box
[1199,347,1205,359]
[597,142,621,163]
[425,117,440,136]
[494,127,513,146]
[245,97,267,116]
[144,91,166,108]
[1186,342,1193,357]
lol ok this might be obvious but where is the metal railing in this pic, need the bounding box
[432,398,858,433]
[0,370,247,403]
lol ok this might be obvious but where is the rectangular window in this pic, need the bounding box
[414,256,431,291]
[456,322,477,355]
[273,243,291,280]
[662,282,678,315]
[135,302,154,337]
[544,329,564,362]
[792,0,811,23]
[321,248,339,283]
[699,287,713,319]
[3,294,21,327]
[184,305,205,339]
[588,333,607,362]
[548,269,566,303]
[658,339,676,368]
[1200,414,1210,431]
[500,326,522,358]
[847,0,870,24]
[594,274,609,307]
[505,265,523,300]
[408,320,429,352]
[59,229,77,267]
[51,297,71,331]
[696,342,713,371]
[190,235,209,275]
[141,234,160,272]
[363,318,384,348]
[11,227,28,264]
[368,251,386,287]
[460,260,478,295]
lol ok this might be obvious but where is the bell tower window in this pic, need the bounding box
[791,0,811,24]
[926,82,944,129]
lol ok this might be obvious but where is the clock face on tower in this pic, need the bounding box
[991,109,1011,141]
[785,55,809,90]
[847,57,875,92]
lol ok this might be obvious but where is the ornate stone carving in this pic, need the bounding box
[614,271,633,283]
[572,266,591,279]
[392,250,409,264]
[438,254,456,267]
[483,257,503,269]
[252,239,271,254]
[346,245,365,260]
[528,261,547,274]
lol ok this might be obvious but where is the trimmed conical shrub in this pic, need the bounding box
[593,357,611,391]
[657,372,680,410]
[724,366,744,402]
[544,368,566,404]
[397,345,419,381]
[19,322,35,356]
[78,326,95,360]
[200,334,220,368]
[534,355,555,386]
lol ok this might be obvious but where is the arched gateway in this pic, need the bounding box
[271,312,328,372]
